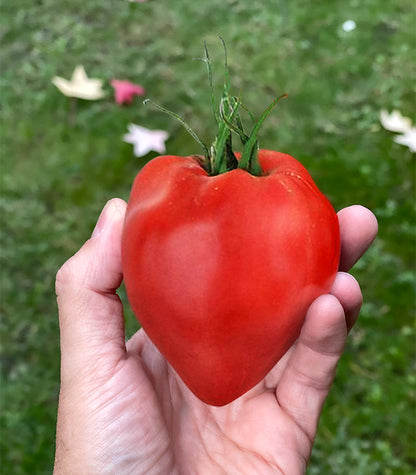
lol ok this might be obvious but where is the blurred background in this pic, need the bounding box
[1,0,415,473]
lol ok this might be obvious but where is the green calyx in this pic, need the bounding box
[145,39,287,176]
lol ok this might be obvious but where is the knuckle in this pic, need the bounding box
[55,258,75,296]
[55,239,95,297]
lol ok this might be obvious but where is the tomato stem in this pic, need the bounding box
[144,41,287,177]
[144,99,211,164]
[203,41,219,126]
[238,94,288,175]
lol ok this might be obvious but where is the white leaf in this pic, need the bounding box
[380,110,412,133]
[342,20,356,32]
[393,128,416,153]
[52,65,105,100]
[123,124,169,157]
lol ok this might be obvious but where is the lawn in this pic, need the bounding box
[1,0,415,473]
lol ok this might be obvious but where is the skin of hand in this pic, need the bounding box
[54,199,378,475]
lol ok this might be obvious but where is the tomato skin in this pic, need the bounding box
[122,150,340,406]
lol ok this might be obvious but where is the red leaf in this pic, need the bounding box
[110,79,145,105]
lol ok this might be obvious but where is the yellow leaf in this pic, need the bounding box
[52,65,105,100]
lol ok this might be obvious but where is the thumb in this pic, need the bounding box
[55,198,127,382]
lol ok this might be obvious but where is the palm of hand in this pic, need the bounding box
[84,329,312,475]
[54,201,377,475]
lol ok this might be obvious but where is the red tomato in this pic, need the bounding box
[122,149,340,406]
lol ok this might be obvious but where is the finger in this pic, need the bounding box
[338,205,378,271]
[330,272,362,332]
[264,271,362,391]
[275,294,347,443]
[55,198,127,381]
[126,328,147,356]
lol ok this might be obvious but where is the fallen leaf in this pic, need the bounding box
[380,109,412,133]
[342,20,356,32]
[111,79,145,105]
[123,124,169,157]
[52,65,105,100]
[393,128,416,153]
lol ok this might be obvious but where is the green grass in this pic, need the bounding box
[1,0,415,473]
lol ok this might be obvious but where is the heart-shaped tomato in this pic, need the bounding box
[122,149,340,406]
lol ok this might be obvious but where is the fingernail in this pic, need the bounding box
[92,200,114,238]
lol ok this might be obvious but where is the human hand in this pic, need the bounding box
[54,199,377,474]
